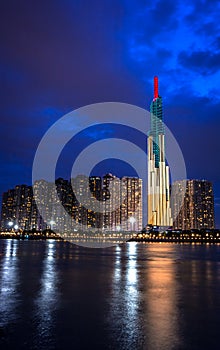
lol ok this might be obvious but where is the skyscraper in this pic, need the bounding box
[1,184,33,230]
[101,174,142,231]
[120,177,143,231]
[148,77,172,227]
[102,173,121,230]
[172,179,215,230]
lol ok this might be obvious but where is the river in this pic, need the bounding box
[0,239,220,349]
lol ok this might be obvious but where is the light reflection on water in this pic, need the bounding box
[33,240,59,349]
[110,243,181,349]
[125,243,139,333]
[113,245,121,281]
[0,241,220,350]
[0,240,20,328]
[144,245,181,350]
[109,243,144,348]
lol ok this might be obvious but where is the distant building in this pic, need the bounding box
[1,184,33,230]
[96,174,142,232]
[1,175,143,232]
[171,179,215,230]
[33,178,77,232]
[88,176,102,229]
[102,173,121,230]
[120,177,142,231]
[71,174,103,229]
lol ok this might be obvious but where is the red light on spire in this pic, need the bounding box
[154,76,159,99]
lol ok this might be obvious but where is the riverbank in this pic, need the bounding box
[129,228,220,244]
[1,228,220,244]
[0,232,62,240]
[129,237,220,244]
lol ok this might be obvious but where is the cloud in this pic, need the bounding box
[178,50,220,75]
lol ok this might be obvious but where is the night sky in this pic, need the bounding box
[1,0,220,226]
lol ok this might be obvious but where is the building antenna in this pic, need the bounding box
[154,76,159,99]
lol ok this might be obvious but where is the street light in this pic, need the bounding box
[129,217,136,232]
[8,221,14,232]
[14,225,19,230]
[49,220,55,230]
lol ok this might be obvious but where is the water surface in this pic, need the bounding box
[0,240,220,349]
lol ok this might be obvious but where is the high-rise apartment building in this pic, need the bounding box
[88,176,102,229]
[121,177,142,231]
[1,185,33,230]
[1,175,143,232]
[172,179,215,230]
[148,77,172,227]
[102,173,121,230]
[97,174,142,231]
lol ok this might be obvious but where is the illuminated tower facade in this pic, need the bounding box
[148,76,172,227]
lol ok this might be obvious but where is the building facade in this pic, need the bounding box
[98,174,142,232]
[148,76,172,227]
[1,185,34,230]
[120,177,142,231]
[172,179,215,230]
[1,175,143,232]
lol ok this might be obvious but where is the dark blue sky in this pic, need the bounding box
[1,0,220,226]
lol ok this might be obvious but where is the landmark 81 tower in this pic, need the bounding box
[148,77,172,227]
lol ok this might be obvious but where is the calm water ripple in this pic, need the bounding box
[0,240,220,349]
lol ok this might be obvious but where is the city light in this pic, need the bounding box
[129,217,136,224]
[129,217,136,231]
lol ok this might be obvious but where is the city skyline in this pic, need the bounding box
[0,74,217,231]
[1,1,220,226]
[1,174,215,233]
[1,174,143,233]
[1,3,220,350]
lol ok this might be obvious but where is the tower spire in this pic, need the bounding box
[154,76,159,99]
